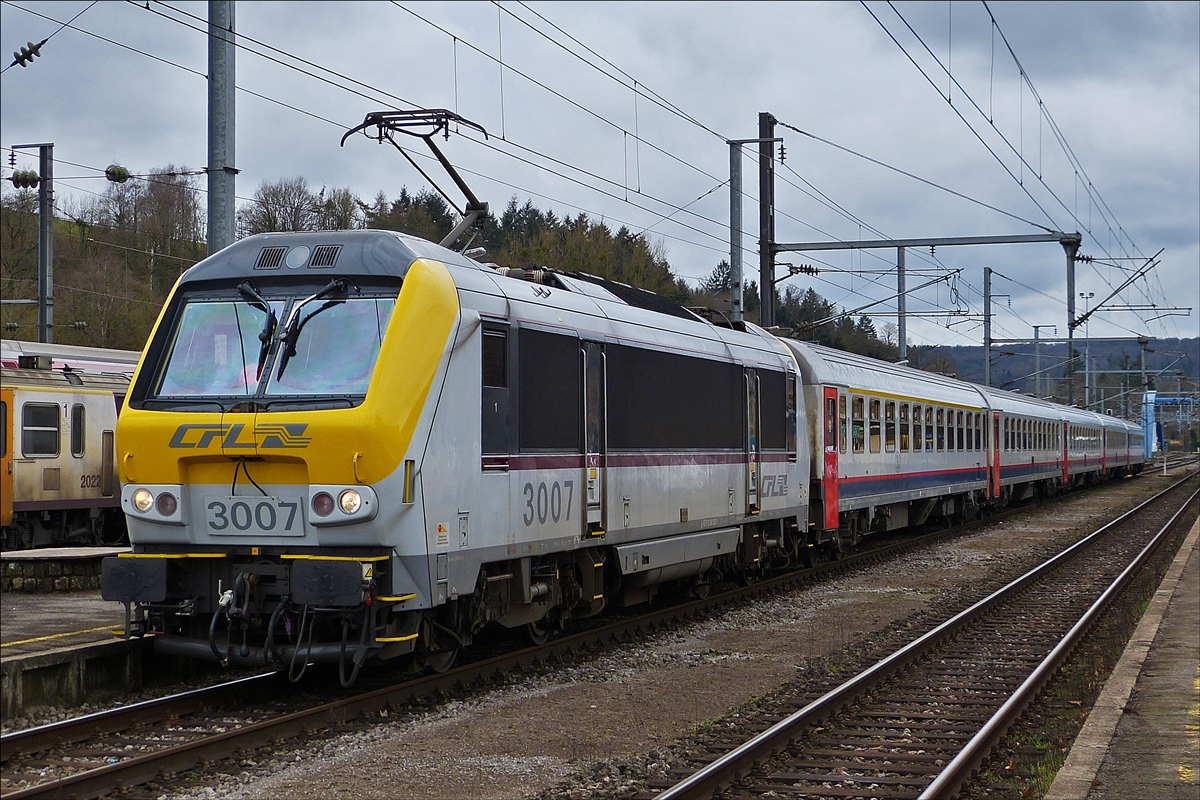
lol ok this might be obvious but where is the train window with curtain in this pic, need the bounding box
[851,396,865,453]
[518,328,580,451]
[936,408,945,451]
[925,406,934,450]
[869,399,881,452]
[70,404,85,457]
[956,410,964,451]
[884,401,896,452]
[899,404,910,451]
[839,395,847,454]
[22,403,60,457]
[912,404,922,451]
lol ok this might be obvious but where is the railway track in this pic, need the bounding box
[650,473,1199,800]
[0,476,1180,800]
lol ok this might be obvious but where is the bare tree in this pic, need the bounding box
[237,176,319,236]
[314,186,363,230]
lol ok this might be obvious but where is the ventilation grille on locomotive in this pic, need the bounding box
[309,245,342,268]
[254,246,287,270]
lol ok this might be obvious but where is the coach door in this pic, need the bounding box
[991,411,1002,497]
[1,388,12,528]
[745,370,760,515]
[583,341,606,536]
[1062,421,1070,482]
[822,387,839,530]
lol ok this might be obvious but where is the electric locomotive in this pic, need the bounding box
[102,230,807,678]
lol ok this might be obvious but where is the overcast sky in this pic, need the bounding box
[2,1,1197,348]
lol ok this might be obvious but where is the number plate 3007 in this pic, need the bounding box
[204,496,304,536]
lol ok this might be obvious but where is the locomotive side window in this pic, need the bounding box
[518,329,581,451]
[481,326,510,455]
[71,404,85,457]
[868,399,881,453]
[899,403,910,451]
[606,344,739,450]
[839,395,847,454]
[786,375,797,458]
[759,370,787,450]
[22,403,60,457]
[936,408,945,451]
[924,406,934,450]
[884,401,896,452]
[851,396,865,453]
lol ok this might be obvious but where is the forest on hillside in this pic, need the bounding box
[2,169,904,361]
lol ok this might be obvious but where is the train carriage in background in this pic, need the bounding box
[2,362,133,549]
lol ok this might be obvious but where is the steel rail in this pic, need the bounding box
[656,472,1198,800]
[920,483,1200,798]
[0,673,278,760]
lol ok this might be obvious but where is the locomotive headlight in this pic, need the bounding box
[338,489,362,515]
[132,488,154,513]
[156,492,178,516]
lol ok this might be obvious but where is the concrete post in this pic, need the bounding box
[983,266,992,388]
[37,144,53,343]
[758,112,775,328]
[897,246,906,360]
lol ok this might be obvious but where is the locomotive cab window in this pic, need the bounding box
[22,403,60,457]
[70,404,85,457]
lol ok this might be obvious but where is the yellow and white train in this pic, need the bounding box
[101,229,1144,681]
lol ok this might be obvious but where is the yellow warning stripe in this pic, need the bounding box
[2,625,121,648]
[376,594,416,602]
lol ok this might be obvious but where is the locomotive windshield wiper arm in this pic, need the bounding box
[237,281,277,380]
[274,279,355,381]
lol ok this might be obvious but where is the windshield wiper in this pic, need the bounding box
[275,279,356,381]
[237,280,277,380]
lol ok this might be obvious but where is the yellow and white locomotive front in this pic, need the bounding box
[103,230,460,674]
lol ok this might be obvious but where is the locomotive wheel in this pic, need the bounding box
[525,617,552,646]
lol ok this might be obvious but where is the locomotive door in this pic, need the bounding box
[1,388,11,528]
[990,411,1001,498]
[583,342,606,536]
[745,370,760,515]
[822,387,839,530]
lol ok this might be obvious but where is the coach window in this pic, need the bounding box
[954,410,963,451]
[912,404,922,451]
[884,401,896,452]
[925,406,934,450]
[70,404,86,457]
[851,396,865,453]
[935,408,944,451]
[899,403,910,451]
[869,399,882,453]
[839,395,848,454]
[976,413,983,450]
[760,370,787,452]
[22,403,60,457]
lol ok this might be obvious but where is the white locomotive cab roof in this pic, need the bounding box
[783,340,985,407]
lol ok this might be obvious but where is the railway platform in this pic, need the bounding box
[1046,514,1200,800]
